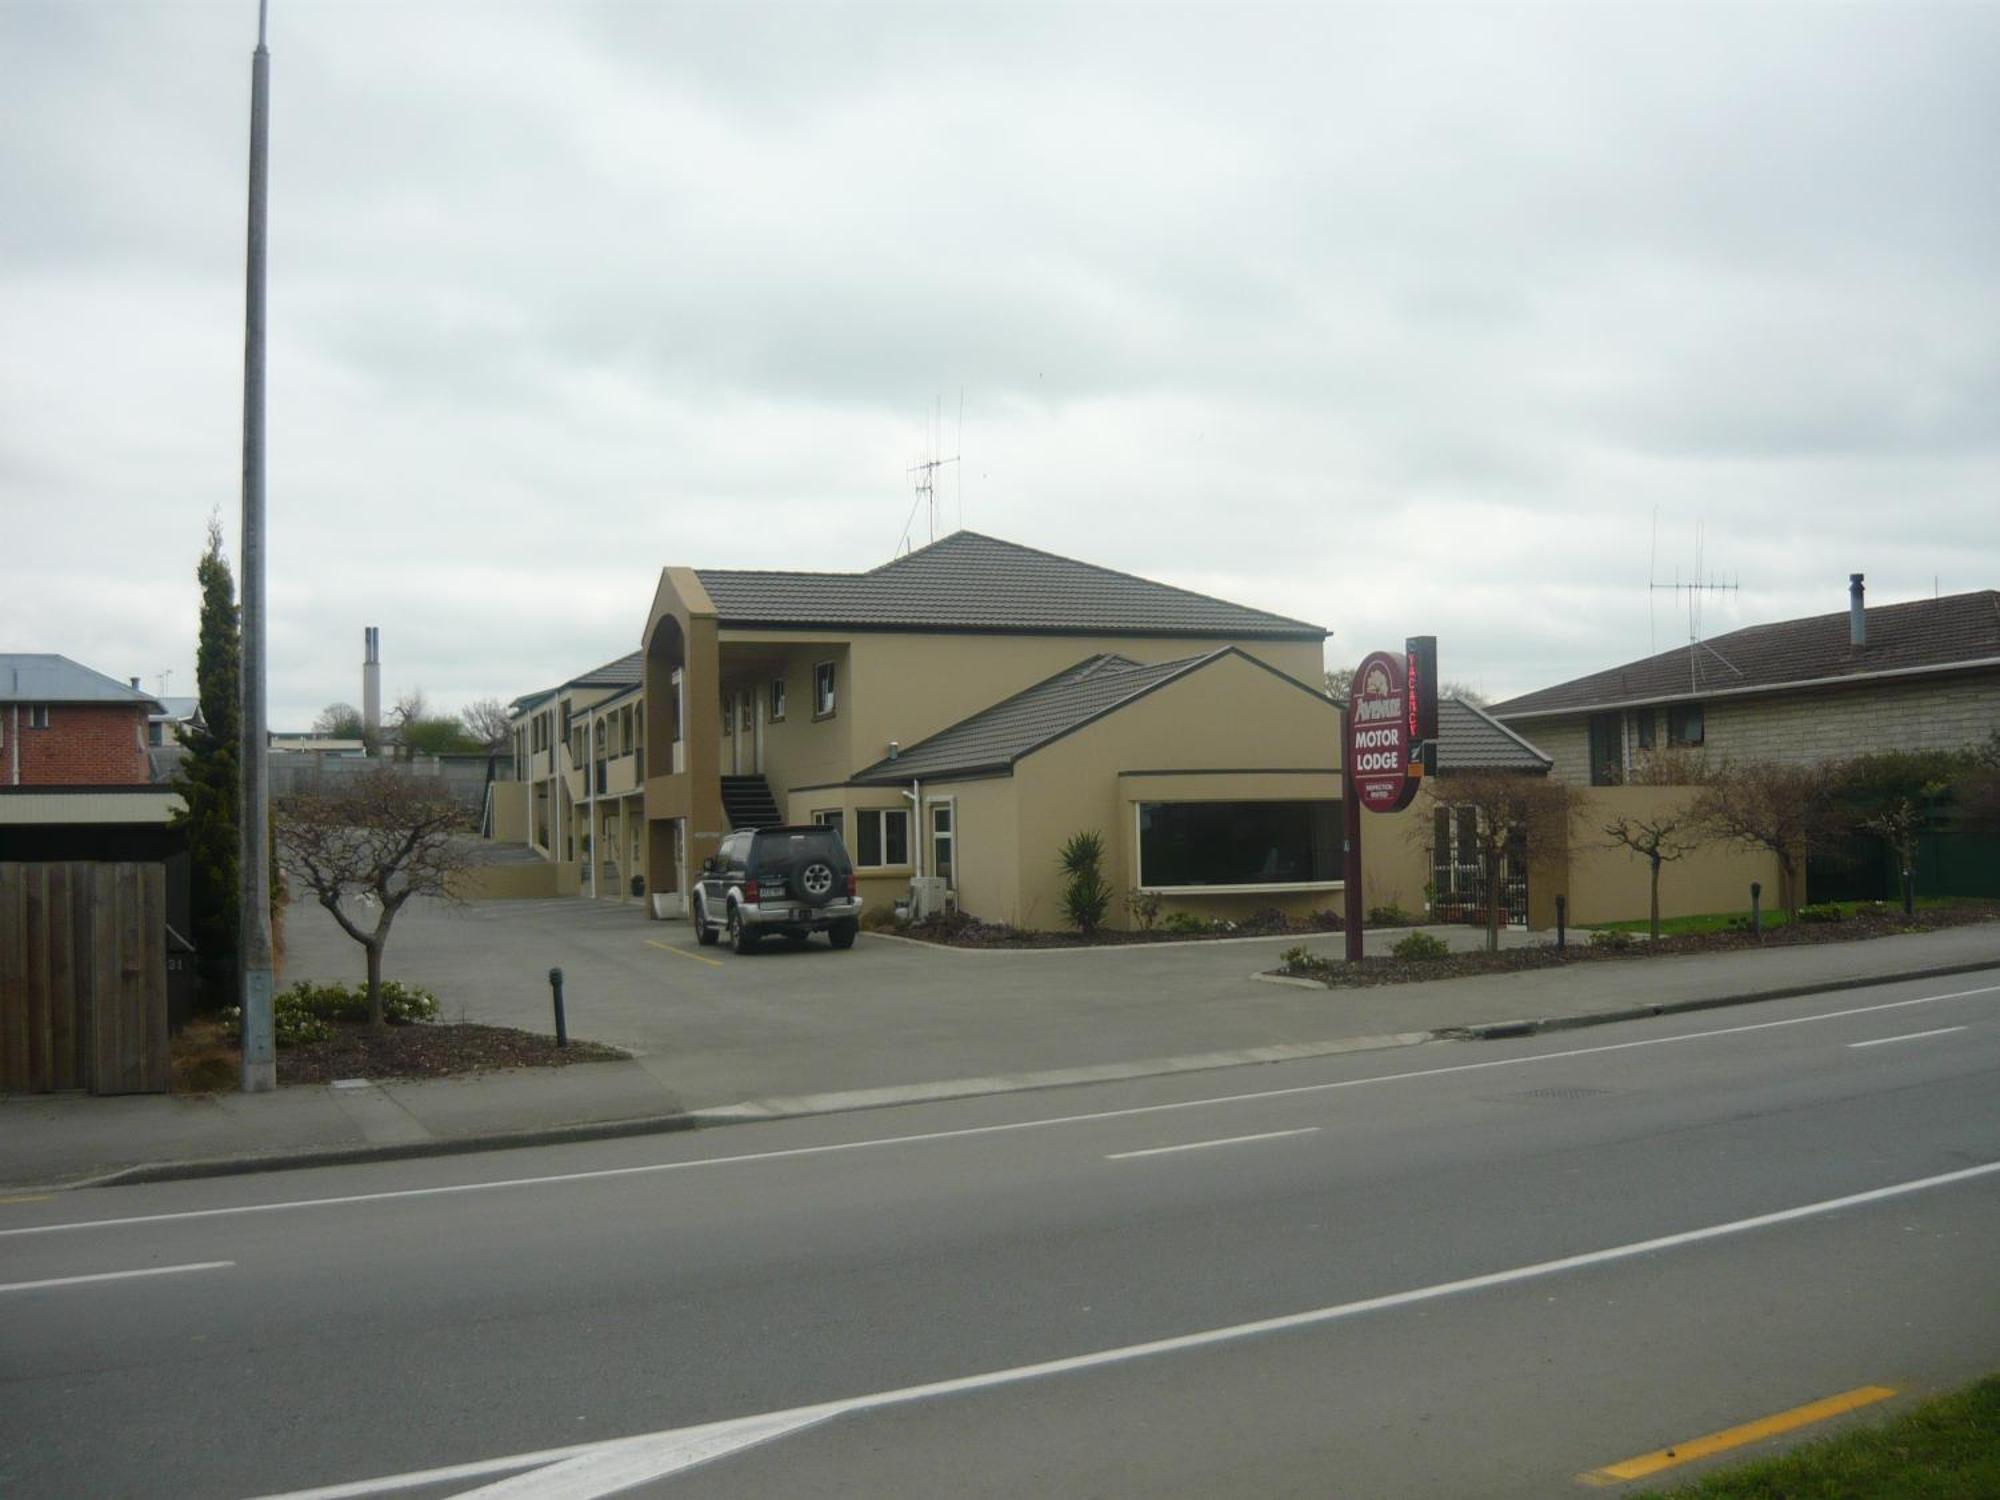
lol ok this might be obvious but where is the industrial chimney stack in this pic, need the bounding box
[363,626,382,747]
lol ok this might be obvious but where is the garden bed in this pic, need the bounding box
[879,905,1422,949]
[1276,900,2000,989]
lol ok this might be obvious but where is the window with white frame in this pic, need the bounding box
[29,704,50,729]
[813,661,836,718]
[769,677,786,723]
[855,808,908,868]
[929,802,954,887]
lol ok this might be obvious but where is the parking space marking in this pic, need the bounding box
[646,939,723,969]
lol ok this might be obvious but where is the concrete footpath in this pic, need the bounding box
[4,922,1997,1191]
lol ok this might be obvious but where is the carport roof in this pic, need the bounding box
[696,531,1326,640]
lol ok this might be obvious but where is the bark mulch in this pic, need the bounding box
[885,907,1408,949]
[1282,902,2000,990]
[278,1023,627,1086]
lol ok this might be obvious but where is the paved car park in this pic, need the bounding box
[281,896,1544,1109]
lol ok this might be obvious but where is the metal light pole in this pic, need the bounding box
[238,0,276,1092]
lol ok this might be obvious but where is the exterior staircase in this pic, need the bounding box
[720,775,783,830]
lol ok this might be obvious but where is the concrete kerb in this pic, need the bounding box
[48,955,1999,1194]
[1431,957,2000,1042]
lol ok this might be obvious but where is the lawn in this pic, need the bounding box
[1590,896,1969,938]
[1635,1374,2000,1498]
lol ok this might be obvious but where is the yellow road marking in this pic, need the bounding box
[646,939,723,969]
[0,1195,53,1206]
[1580,1385,1898,1485]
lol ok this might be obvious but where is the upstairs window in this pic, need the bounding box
[1668,702,1705,747]
[29,704,50,729]
[814,661,837,719]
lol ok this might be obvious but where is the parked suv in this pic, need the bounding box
[693,825,863,954]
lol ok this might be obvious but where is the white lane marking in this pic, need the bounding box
[246,1159,2000,1500]
[1849,1026,1968,1049]
[0,1260,234,1294]
[456,1411,834,1498]
[1107,1127,1320,1160]
[12,980,1999,1241]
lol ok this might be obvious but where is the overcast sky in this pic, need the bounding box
[5,0,1996,727]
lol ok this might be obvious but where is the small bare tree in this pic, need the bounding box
[1602,809,1705,941]
[460,696,513,753]
[278,768,471,1025]
[1691,761,1842,918]
[1422,771,1575,952]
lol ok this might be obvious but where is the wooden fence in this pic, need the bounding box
[0,862,170,1094]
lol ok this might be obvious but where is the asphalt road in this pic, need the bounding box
[3,972,1997,1498]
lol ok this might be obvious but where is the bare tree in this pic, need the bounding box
[1323,666,1353,700]
[1691,761,1843,918]
[1421,771,1576,952]
[1440,681,1488,708]
[1602,808,1706,941]
[277,768,472,1025]
[460,696,513,753]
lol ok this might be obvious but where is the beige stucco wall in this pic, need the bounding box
[488,780,529,843]
[450,859,575,900]
[1347,783,1788,928]
[1513,668,2000,786]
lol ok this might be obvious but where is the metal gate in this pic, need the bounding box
[1430,808,1529,927]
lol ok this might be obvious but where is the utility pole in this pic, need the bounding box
[237,0,276,1092]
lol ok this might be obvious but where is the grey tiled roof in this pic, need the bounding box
[696,532,1325,639]
[1,654,161,710]
[1436,698,1552,773]
[567,652,643,690]
[1492,590,2000,719]
[850,652,1217,784]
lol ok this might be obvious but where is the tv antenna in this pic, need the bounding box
[156,669,174,697]
[1648,517,1741,693]
[895,394,960,555]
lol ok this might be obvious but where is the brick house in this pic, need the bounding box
[1489,577,2000,786]
[2,655,163,787]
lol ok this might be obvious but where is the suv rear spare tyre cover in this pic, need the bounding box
[796,858,838,908]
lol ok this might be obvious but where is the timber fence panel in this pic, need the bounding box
[0,865,29,1091]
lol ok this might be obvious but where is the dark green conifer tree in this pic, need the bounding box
[172,518,242,1006]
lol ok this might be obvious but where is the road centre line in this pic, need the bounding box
[1578,1384,1898,1485]
[249,1162,2000,1500]
[645,939,722,969]
[0,1260,234,1294]
[1848,1026,1966,1049]
[1107,1127,1320,1160]
[8,980,1997,1240]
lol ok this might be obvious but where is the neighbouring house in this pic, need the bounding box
[1489,575,2000,787]
[2,654,163,787]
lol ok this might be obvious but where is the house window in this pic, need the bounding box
[1631,708,1655,751]
[769,677,786,723]
[1668,702,1705,747]
[856,808,909,868]
[28,704,50,729]
[813,661,836,719]
[812,809,844,841]
[1137,801,1338,888]
[1587,711,1624,787]
[148,721,164,747]
[930,803,954,888]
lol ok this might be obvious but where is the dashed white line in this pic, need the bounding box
[1848,1026,1967,1049]
[6,980,1996,1241]
[0,1260,234,1294]
[1107,1127,1320,1160]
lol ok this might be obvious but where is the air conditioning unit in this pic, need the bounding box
[909,876,950,919]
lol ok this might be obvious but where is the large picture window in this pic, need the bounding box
[1138,801,1339,889]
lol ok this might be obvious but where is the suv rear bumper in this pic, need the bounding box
[740,897,863,932]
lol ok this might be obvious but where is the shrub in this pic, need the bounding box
[1368,904,1420,928]
[1057,830,1112,934]
[1238,907,1290,935]
[859,904,899,932]
[1161,911,1211,934]
[1391,931,1450,961]
[1124,888,1163,932]
[1797,902,1845,924]
[1308,908,1345,931]
[1279,944,1313,972]
[1588,929,1634,950]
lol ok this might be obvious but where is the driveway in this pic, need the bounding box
[281,896,1544,1109]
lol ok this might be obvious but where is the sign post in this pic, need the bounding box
[1341,640,1440,962]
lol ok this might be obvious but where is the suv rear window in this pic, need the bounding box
[749,829,848,875]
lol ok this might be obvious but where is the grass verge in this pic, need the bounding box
[1589,897,1971,938]
[1634,1374,2000,1498]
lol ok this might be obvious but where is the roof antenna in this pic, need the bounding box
[1648,518,1740,693]
[905,391,959,548]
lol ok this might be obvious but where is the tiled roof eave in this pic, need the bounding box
[714,617,1325,640]
[1495,653,2000,722]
